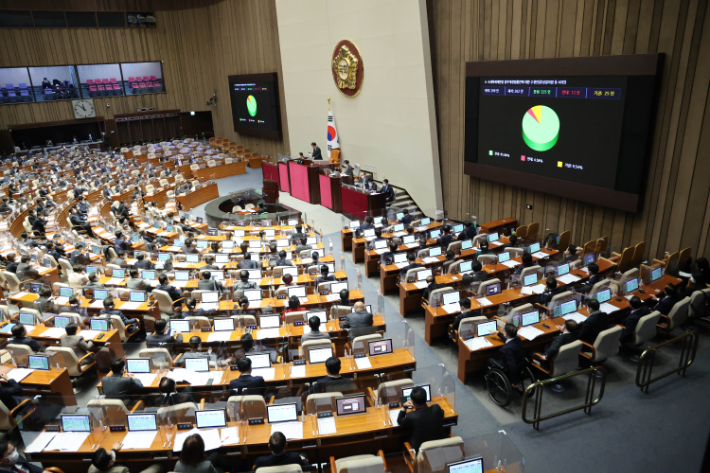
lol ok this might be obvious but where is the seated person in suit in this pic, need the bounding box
[341,302,373,329]
[0,371,27,412]
[102,357,144,405]
[575,263,602,294]
[683,271,706,299]
[183,239,199,254]
[255,432,311,470]
[337,288,353,307]
[534,319,578,370]
[289,225,307,245]
[98,299,139,333]
[229,357,267,394]
[654,284,678,315]
[442,250,456,272]
[367,228,386,250]
[61,323,94,365]
[86,273,105,288]
[157,377,194,408]
[201,256,220,271]
[126,268,151,291]
[0,433,51,473]
[134,252,154,270]
[294,237,312,255]
[381,241,400,265]
[436,225,454,249]
[176,297,215,319]
[113,231,131,252]
[564,245,580,263]
[422,275,445,301]
[90,443,163,473]
[579,299,608,344]
[285,296,301,313]
[233,270,257,298]
[537,277,559,306]
[305,251,321,270]
[356,216,375,234]
[9,324,41,352]
[111,249,127,267]
[175,434,231,473]
[155,273,182,301]
[450,298,482,334]
[301,315,331,343]
[399,209,413,225]
[487,323,524,388]
[69,242,92,266]
[470,262,488,283]
[619,296,651,346]
[67,264,89,290]
[512,252,534,283]
[455,221,476,241]
[16,254,40,281]
[275,250,294,267]
[305,357,354,395]
[503,234,522,249]
[316,264,336,284]
[147,318,184,351]
[237,253,259,269]
[276,273,299,293]
[197,271,223,295]
[397,386,445,452]
[397,252,423,283]
[474,240,493,260]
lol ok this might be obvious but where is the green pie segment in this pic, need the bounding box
[246,95,257,117]
[522,105,560,152]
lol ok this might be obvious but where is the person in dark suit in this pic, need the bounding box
[398,252,423,282]
[316,264,336,284]
[579,299,608,344]
[69,207,94,236]
[575,263,602,294]
[10,324,41,352]
[113,231,131,252]
[654,284,678,315]
[101,357,144,405]
[451,298,482,333]
[310,142,322,160]
[228,357,267,394]
[255,432,311,469]
[380,179,395,203]
[69,243,92,266]
[356,216,375,233]
[275,250,293,267]
[537,277,560,306]
[134,252,154,270]
[619,296,651,345]
[146,319,184,351]
[197,271,223,295]
[488,323,524,386]
[4,254,17,274]
[155,273,182,301]
[237,253,260,269]
[400,209,413,225]
[16,255,39,280]
[341,302,373,329]
[31,215,47,235]
[341,160,354,175]
[436,225,454,250]
[305,357,354,394]
[0,433,48,473]
[422,275,445,302]
[536,319,578,365]
[397,386,446,452]
[0,372,25,411]
[182,239,199,254]
[381,241,399,266]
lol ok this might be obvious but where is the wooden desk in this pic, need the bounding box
[0,364,76,406]
[176,183,220,211]
[195,162,246,181]
[341,186,386,220]
[479,217,518,235]
[27,396,457,473]
[318,173,343,213]
[0,324,124,359]
[248,157,263,169]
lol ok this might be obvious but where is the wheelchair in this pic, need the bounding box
[484,357,537,407]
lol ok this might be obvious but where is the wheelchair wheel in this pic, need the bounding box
[519,365,538,398]
[485,369,512,407]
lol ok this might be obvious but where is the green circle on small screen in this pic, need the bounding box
[522,105,560,152]
[246,95,257,117]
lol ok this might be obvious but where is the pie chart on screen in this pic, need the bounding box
[522,105,560,152]
[246,95,257,117]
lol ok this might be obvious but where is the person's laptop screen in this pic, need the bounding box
[126,358,151,373]
[393,253,407,264]
[374,240,387,250]
[336,395,367,416]
[477,321,497,337]
[623,278,639,294]
[248,240,261,248]
[93,289,109,301]
[363,229,375,238]
[186,255,199,263]
[523,273,539,286]
[442,292,459,306]
[185,357,210,372]
[553,300,578,317]
[222,240,234,249]
[259,315,280,329]
[459,261,472,273]
[215,255,230,264]
[61,415,91,432]
[142,270,156,280]
[521,310,540,327]
[402,384,432,402]
[129,292,146,303]
[276,239,289,247]
[308,346,333,364]
[651,267,663,282]
[28,355,49,370]
[485,282,501,296]
[90,318,109,332]
[402,235,415,245]
[420,218,431,226]
[18,313,34,325]
[461,240,473,250]
[158,253,171,261]
[195,409,227,429]
[584,253,596,266]
[429,247,442,257]
[175,271,190,281]
[111,269,125,279]
[306,310,327,324]
[368,339,393,356]
[59,287,74,297]
[92,245,102,255]
[169,319,190,336]
[556,263,570,277]
[349,221,360,229]
[528,242,541,253]
[330,282,348,294]
[208,271,224,281]
[173,240,184,248]
[213,318,235,332]
[417,269,432,281]
[288,286,307,298]
[453,224,464,234]
[246,352,271,368]
[282,267,298,278]
[396,212,404,220]
[196,241,209,249]
[266,403,298,424]
[593,289,611,303]
[244,289,262,302]
[127,414,157,432]
[201,292,219,303]
[430,229,441,239]
[446,457,484,473]
[86,266,98,275]
[393,223,405,232]
[248,270,262,280]
[486,232,499,242]
[54,316,71,329]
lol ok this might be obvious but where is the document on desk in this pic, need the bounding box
[532,251,549,259]
[517,326,545,341]
[0,324,13,334]
[25,432,56,453]
[45,432,90,451]
[355,357,372,370]
[599,303,618,314]
[489,241,503,247]
[501,260,521,268]
[557,274,581,285]
[326,294,340,302]
[476,297,493,306]
[119,302,143,310]
[580,267,590,274]
[7,368,34,382]
[393,231,407,237]
[443,302,461,314]
[207,332,232,342]
[464,337,493,351]
[105,278,124,286]
[23,325,36,335]
[90,299,107,309]
[199,303,220,311]
[563,312,588,324]
[530,284,546,294]
[173,429,197,452]
[290,365,306,378]
[53,296,70,305]
[121,431,157,450]
[389,409,401,427]
[413,281,428,290]
[220,426,239,445]
[271,421,303,440]
[375,249,388,255]
[256,328,280,340]
[132,373,157,387]
[41,327,66,339]
[404,243,420,249]
[624,294,634,300]
[251,368,276,380]
[423,257,440,264]
[79,330,100,341]
[196,428,222,451]
[13,291,28,299]
[318,416,337,435]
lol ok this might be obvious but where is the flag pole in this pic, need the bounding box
[328,97,331,111]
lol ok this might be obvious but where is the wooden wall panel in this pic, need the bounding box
[428,0,710,259]
[0,0,289,158]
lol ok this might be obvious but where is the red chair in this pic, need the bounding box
[89,85,97,97]
[110,78,117,83]
[150,75,157,81]
[102,78,110,84]
[98,84,107,95]
[94,79,101,85]
[128,77,135,82]
[143,76,150,81]
[138,82,147,93]
[113,84,122,94]
[86,79,94,85]
[131,82,139,94]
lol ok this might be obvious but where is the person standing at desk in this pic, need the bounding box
[342,160,354,175]
[397,386,446,452]
[310,142,322,160]
[380,179,395,204]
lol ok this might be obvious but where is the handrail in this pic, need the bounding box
[522,366,606,431]
[635,329,699,394]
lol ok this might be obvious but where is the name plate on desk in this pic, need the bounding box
[109,425,126,432]
[249,419,265,425]
[178,423,193,430]
[293,320,304,326]
[317,412,333,418]
[293,360,306,365]
[45,425,60,432]
[354,353,366,358]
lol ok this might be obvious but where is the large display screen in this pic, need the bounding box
[228,72,282,140]
[464,55,661,212]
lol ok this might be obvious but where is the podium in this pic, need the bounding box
[319,173,343,213]
[288,159,333,204]
[341,186,386,219]
[263,179,279,204]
